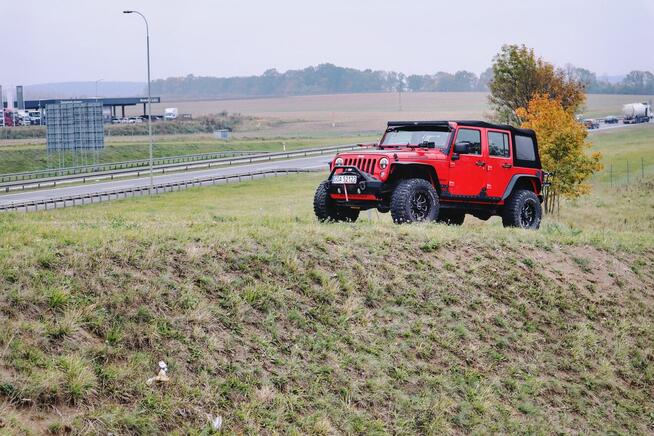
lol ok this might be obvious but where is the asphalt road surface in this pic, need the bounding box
[591,119,651,132]
[0,154,331,207]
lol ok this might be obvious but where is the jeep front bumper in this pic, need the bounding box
[326,165,385,205]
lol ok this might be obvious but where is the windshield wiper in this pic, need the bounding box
[405,141,436,149]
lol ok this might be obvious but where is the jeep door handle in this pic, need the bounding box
[475,161,486,167]
[502,163,513,168]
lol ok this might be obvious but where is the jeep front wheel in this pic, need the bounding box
[502,189,542,229]
[390,178,439,224]
[314,181,360,222]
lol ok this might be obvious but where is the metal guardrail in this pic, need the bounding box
[0,168,322,213]
[0,143,357,192]
[0,150,269,183]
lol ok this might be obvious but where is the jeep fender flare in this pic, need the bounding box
[502,175,542,202]
[388,163,440,192]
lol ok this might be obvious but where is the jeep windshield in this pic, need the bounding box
[380,128,451,151]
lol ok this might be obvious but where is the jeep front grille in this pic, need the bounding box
[344,157,378,174]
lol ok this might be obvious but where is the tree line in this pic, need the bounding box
[151,63,653,99]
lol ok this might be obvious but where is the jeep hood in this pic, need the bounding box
[335,148,448,160]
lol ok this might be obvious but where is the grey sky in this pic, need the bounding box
[2,0,652,86]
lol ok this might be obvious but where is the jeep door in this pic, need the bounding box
[447,127,486,196]
[485,129,513,198]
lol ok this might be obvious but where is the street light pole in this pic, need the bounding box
[123,10,154,192]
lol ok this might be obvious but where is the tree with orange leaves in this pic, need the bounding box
[516,94,602,213]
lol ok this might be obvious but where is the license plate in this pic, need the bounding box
[333,174,358,184]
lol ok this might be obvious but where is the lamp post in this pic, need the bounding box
[123,10,153,192]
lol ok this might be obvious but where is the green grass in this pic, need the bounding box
[589,123,654,185]
[0,123,653,434]
[0,134,376,175]
[0,169,653,434]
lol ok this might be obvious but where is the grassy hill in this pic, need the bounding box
[1,125,653,434]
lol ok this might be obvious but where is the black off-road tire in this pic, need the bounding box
[501,189,542,229]
[390,178,439,224]
[313,181,360,223]
[437,210,465,225]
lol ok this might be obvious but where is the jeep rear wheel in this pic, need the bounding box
[314,181,360,223]
[390,178,439,224]
[502,189,542,230]
[437,210,465,225]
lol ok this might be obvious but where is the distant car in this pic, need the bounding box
[164,107,178,120]
[583,119,599,129]
[604,116,619,124]
[28,111,42,125]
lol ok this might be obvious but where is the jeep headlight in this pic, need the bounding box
[379,157,389,169]
[335,157,344,166]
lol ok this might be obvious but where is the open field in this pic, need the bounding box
[0,92,650,175]
[590,123,654,185]
[126,92,654,136]
[1,97,651,177]
[1,167,653,433]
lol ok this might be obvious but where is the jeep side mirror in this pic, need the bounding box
[453,142,469,154]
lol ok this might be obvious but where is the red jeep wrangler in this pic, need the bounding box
[314,120,545,229]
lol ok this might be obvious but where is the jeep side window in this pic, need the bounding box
[488,131,510,158]
[515,135,536,161]
[454,128,481,155]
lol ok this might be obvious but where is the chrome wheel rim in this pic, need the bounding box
[520,200,536,227]
[411,191,431,220]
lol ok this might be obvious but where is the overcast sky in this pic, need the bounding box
[1,0,652,86]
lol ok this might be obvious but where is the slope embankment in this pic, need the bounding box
[0,174,653,434]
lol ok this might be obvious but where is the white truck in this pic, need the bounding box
[28,110,42,125]
[16,110,32,126]
[164,107,178,121]
[623,102,652,124]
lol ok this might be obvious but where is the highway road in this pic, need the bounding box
[591,121,649,132]
[0,154,331,208]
